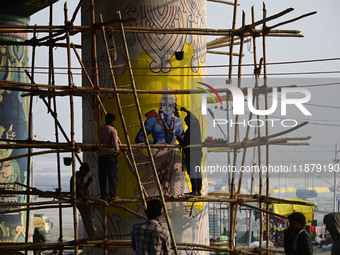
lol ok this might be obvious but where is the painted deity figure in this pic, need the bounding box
[134,87,188,197]
[135,87,183,145]
[0,125,19,184]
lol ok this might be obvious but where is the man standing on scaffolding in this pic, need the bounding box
[97,113,120,200]
[177,107,203,196]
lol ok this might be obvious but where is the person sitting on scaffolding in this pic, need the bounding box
[70,163,97,238]
[33,227,45,255]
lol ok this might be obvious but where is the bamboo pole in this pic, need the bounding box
[232,11,257,251]
[24,70,82,163]
[250,6,265,250]
[206,7,295,47]
[0,204,71,215]
[90,0,100,90]
[0,134,311,161]
[70,0,85,24]
[207,0,236,6]
[207,50,241,56]
[99,14,148,209]
[0,79,300,95]
[103,206,108,255]
[262,3,271,252]
[230,9,245,252]
[268,11,317,30]
[71,43,107,114]
[117,10,179,254]
[0,193,315,208]
[228,0,240,249]
[0,196,259,208]
[0,39,80,48]
[0,25,302,36]
[24,26,36,254]
[207,38,251,50]
[0,200,71,207]
[48,2,64,248]
[0,2,318,254]
[64,3,78,255]
[0,238,287,254]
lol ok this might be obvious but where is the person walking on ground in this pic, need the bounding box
[97,113,120,200]
[33,227,45,255]
[176,107,203,196]
[131,199,171,254]
[323,212,340,255]
[70,163,97,238]
[284,212,313,255]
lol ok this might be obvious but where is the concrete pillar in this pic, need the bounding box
[82,1,208,253]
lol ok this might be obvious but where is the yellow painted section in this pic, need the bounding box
[270,187,296,193]
[271,198,315,225]
[96,43,206,219]
[307,187,330,193]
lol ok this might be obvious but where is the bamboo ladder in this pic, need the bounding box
[97,11,179,255]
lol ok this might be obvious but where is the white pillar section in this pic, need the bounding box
[82,1,208,254]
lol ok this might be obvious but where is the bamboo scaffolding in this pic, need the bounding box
[0,1,318,254]
[0,134,311,154]
[49,5,65,248]
[0,239,286,254]
[207,50,241,56]
[207,38,251,50]
[251,6,265,250]
[0,26,302,36]
[0,192,316,207]
[229,7,244,251]
[63,3,79,255]
[98,13,148,211]
[24,70,82,164]
[24,26,36,254]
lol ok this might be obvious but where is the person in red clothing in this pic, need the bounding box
[97,113,120,200]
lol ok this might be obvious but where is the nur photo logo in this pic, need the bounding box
[198,82,312,128]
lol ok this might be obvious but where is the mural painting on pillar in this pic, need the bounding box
[0,16,31,243]
[82,1,208,253]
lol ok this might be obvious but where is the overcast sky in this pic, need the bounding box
[29,1,340,190]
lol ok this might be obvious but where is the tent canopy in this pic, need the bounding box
[272,198,315,224]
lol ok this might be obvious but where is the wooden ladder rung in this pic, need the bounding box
[109,46,124,50]
[142,180,156,185]
[128,124,141,129]
[112,63,126,68]
[121,103,136,108]
[117,83,131,88]
[136,160,151,166]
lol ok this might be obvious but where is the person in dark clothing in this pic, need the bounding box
[33,227,45,255]
[177,107,202,196]
[70,163,97,238]
[131,199,171,254]
[323,212,340,255]
[284,212,313,255]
